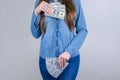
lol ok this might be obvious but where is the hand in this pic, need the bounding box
[58,51,71,68]
[34,1,53,16]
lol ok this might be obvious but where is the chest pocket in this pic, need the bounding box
[44,16,53,23]
[44,16,53,28]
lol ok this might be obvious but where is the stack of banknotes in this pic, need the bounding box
[44,2,66,19]
[46,58,69,78]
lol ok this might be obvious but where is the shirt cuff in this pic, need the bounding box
[64,45,76,57]
[33,11,40,31]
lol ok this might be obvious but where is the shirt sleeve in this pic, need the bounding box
[65,0,88,56]
[30,0,41,39]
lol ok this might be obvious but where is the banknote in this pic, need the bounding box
[46,57,69,78]
[44,2,66,19]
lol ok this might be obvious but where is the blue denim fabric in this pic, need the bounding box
[30,0,88,59]
[39,55,80,80]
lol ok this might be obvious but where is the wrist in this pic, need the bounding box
[34,10,38,16]
[34,9,40,16]
[64,51,71,60]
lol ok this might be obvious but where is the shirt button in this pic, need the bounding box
[56,54,59,57]
[56,38,58,40]
[56,20,59,23]
[56,47,58,50]
[56,30,58,32]
[56,47,58,49]
[56,20,57,22]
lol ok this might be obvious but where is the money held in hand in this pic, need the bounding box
[46,58,69,78]
[44,2,66,19]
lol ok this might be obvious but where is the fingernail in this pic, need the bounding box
[50,9,54,14]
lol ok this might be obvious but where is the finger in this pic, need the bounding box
[58,57,62,68]
[60,58,64,68]
[63,59,65,68]
[42,4,52,14]
[41,4,50,14]
[42,2,53,14]
[63,58,67,68]
[38,2,49,13]
[43,1,52,9]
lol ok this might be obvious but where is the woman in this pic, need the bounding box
[30,0,88,80]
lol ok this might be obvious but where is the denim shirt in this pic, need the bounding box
[30,0,88,59]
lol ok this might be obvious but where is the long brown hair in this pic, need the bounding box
[38,0,76,33]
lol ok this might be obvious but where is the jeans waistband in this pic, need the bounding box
[39,54,80,63]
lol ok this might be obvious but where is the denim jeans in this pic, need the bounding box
[39,55,80,80]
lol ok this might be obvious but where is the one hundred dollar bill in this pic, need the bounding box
[46,58,69,78]
[44,2,66,19]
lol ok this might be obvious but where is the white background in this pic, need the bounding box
[0,0,120,80]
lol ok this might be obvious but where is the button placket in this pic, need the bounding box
[55,19,59,54]
[56,29,58,32]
